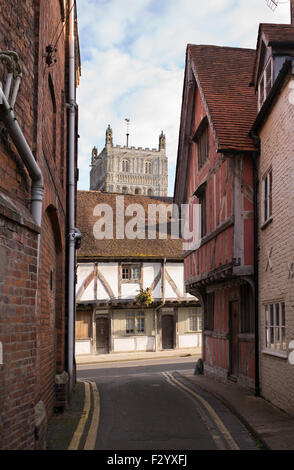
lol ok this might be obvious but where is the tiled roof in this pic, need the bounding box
[77,190,184,259]
[259,23,294,44]
[188,44,257,152]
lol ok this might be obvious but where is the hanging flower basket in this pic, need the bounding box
[135,287,153,306]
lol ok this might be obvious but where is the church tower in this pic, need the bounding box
[90,125,168,196]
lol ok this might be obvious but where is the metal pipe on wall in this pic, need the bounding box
[67,0,77,397]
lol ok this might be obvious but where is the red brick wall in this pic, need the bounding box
[0,0,79,449]
[0,203,39,450]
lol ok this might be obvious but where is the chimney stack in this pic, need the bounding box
[291,0,294,26]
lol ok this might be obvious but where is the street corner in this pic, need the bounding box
[46,380,87,451]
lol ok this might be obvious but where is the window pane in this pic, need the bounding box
[189,314,197,331]
[281,303,286,326]
[132,267,140,280]
[126,317,134,334]
[275,303,280,327]
[270,304,274,326]
[264,176,268,221]
[268,171,272,217]
[122,267,130,279]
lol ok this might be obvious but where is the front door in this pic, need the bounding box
[162,315,174,349]
[229,301,239,377]
[96,317,109,354]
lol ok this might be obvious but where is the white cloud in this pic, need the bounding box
[76,0,291,195]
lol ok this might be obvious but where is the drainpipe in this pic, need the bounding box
[154,258,166,351]
[250,130,261,397]
[253,151,260,397]
[67,0,77,397]
[0,59,43,226]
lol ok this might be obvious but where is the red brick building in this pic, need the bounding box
[174,45,257,389]
[0,1,81,450]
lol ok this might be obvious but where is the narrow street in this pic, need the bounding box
[75,358,259,451]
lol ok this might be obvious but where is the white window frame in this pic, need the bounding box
[258,58,273,111]
[263,168,273,224]
[264,302,286,355]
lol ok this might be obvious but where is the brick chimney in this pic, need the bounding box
[291,0,294,26]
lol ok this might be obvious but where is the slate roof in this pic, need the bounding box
[77,190,184,260]
[188,44,257,152]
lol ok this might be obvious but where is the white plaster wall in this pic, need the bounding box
[113,336,155,352]
[75,340,91,355]
[165,263,184,298]
[178,333,202,348]
[143,263,161,292]
[77,263,94,291]
[81,283,95,301]
[121,283,140,299]
[135,336,155,351]
[98,263,118,297]
[97,280,110,300]
[113,337,135,351]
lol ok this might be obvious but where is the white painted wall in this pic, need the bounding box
[75,339,91,355]
[98,262,118,298]
[178,333,202,348]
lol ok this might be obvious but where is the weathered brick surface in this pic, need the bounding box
[258,73,294,415]
[0,0,79,449]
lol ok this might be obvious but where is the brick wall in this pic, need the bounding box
[0,198,39,449]
[0,0,79,449]
[258,73,294,415]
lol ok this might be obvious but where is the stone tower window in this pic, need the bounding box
[134,188,141,195]
[147,188,153,196]
[145,161,152,174]
[122,160,130,172]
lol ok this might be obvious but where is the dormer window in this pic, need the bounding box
[258,58,273,111]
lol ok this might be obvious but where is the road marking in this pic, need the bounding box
[68,380,91,450]
[162,372,240,451]
[83,381,100,450]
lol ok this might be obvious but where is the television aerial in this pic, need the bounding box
[265,0,289,11]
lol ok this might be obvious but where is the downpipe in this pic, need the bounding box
[67,0,77,398]
[0,79,43,226]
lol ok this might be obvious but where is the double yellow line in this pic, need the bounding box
[162,372,240,451]
[68,380,100,450]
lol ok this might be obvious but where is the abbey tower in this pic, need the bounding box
[90,125,168,196]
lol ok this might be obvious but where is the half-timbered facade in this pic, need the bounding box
[174,45,257,388]
[75,190,201,356]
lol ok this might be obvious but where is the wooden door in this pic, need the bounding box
[229,301,239,377]
[96,317,109,354]
[162,315,174,349]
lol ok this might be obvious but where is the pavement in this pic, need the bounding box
[46,349,294,451]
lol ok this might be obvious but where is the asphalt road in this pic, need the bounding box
[76,358,259,451]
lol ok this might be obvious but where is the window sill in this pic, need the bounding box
[262,349,287,359]
[261,216,273,231]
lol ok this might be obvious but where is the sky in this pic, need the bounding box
[76,0,290,196]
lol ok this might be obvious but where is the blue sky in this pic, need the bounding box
[76,0,290,196]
